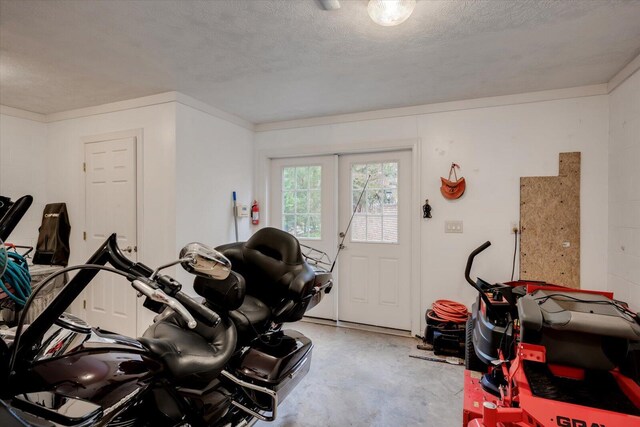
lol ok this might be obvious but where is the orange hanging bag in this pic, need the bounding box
[440,163,466,200]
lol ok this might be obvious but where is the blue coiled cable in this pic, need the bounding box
[0,248,31,308]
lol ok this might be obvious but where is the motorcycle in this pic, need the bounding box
[0,196,333,426]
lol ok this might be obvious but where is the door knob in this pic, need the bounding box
[123,246,137,254]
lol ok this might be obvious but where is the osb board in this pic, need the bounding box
[520,152,580,288]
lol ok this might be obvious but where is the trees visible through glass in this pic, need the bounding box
[282,166,322,239]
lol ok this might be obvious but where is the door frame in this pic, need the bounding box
[255,138,422,335]
[78,129,144,326]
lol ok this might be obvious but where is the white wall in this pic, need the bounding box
[1,98,255,333]
[255,94,610,332]
[175,103,254,289]
[0,88,622,333]
[608,69,640,311]
[46,103,177,330]
[0,114,48,246]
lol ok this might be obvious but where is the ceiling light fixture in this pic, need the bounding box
[367,0,416,27]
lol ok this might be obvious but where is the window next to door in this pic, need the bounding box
[281,165,322,239]
[351,162,399,243]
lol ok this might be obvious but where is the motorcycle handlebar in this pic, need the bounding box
[132,279,197,329]
[134,276,221,328]
[105,248,221,329]
[174,291,221,328]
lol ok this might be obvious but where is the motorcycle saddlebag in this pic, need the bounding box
[234,329,312,407]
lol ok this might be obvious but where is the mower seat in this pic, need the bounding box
[518,290,640,370]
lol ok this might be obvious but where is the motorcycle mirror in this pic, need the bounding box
[179,243,231,280]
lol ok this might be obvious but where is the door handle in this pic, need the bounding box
[123,246,137,254]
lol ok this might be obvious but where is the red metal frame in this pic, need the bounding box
[463,289,640,427]
[464,365,640,426]
[524,283,614,300]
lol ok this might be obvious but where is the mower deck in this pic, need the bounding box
[463,365,640,426]
[523,361,640,417]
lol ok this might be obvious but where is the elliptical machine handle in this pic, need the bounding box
[465,241,491,289]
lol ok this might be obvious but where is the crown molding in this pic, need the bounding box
[607,52,640,93]
[0,105,47,122]
[2,92,253,131]
[44,92,177,123]
[175,93,254,131]
[254,84,608,132]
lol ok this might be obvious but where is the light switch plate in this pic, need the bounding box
[445,220,463,233]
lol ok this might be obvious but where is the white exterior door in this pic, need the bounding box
[337,151,412,330]
[270,156,337,320]
[84,137,138,337]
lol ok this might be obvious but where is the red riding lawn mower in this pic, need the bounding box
[462,242,640,427]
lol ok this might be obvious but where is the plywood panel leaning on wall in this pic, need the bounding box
[520,152,580,288]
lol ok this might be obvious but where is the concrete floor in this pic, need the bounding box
[257,322,464,427]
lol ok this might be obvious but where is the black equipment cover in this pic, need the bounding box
[33,203,71,266]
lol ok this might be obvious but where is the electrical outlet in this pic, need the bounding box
[445,221,463,233]
[511,222,519,234]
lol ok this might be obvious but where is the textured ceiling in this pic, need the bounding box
[1,0,640,124]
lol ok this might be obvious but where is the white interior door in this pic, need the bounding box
[337,151,412,330]
[84,137,138,337]
[270,156,337,320]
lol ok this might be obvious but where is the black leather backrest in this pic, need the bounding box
[244,227,303,264]
[193,271,246,311]
[242,228,306,305]
[218,228,315,310]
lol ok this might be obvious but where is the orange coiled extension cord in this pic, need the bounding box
[427,299,469,323]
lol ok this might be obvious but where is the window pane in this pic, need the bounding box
[295,191,309,214]
[283,215,296,234]
[353,190,366,214]
[283,191,295,213]
[283,167,296,190]
[383,189,397,215]
[366,190,382,215]
[309,166,321,189]
[350,161,398,243]
[308,214,321,238]
[282,165,322,240]
[352,163,368,190]
[296,167,309,189]
[366,216,382,241]
[383,162,398,188]
[295,215,308,237]
[367,163,383,188]
[352,215,367,241]
[309,190,321,213]
[383,216,398,242]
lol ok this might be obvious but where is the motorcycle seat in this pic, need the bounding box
[139,311,237,387]
[228,295,272,344]
[217,228,316,325]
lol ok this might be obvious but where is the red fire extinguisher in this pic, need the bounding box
[251,200,260,225]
